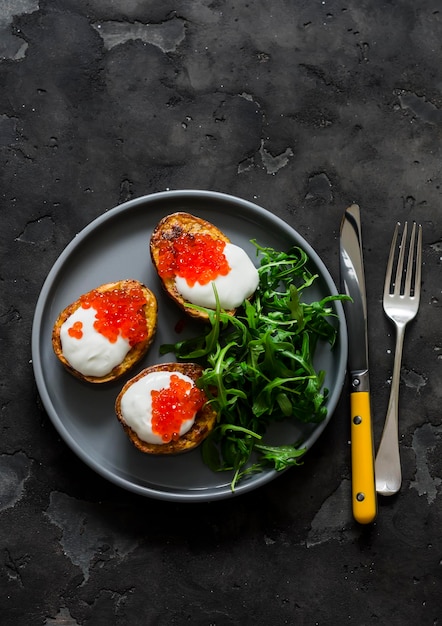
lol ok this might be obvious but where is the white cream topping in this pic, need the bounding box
[174,242,259,309]
[119,370,197,445]
[60,306,130,377]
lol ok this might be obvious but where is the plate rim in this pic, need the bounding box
[31,189,348,501]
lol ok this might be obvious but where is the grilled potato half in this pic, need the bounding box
[115,362,217,455]
[52,279,158,383]
[150,212,233,321]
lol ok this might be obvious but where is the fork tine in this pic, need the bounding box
[384,222,400,298]
[393,222,408,296]
[415,224,423,300]
[404,222,416,296]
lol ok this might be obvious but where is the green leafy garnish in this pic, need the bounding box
[161,241,349,491]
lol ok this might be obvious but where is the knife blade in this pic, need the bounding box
[339,204,377,524]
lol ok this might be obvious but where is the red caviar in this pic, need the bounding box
[68,321,83,339]
[151,374,206,443]
[157,232,231,286]
[68,286,148,345]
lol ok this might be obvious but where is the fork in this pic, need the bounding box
[375,221,423,496]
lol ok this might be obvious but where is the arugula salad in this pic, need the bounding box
[161,241,348,490]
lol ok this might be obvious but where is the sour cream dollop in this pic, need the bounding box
[175,242,259,309]
[119,370,198,445]
[60,307,130,377]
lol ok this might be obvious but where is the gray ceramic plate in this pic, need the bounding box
[32,190,347,501]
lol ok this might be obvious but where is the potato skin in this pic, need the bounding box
[52,279,158,383]
[150,212,234,321]
[115,362,217,455]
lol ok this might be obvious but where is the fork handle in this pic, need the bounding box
[375,322,406,495]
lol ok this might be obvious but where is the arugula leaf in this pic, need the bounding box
[252,443,307,472]
[161,242,350,490]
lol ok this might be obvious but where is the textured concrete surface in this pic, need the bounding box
[1,1,441,625]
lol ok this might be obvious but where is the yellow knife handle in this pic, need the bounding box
[350,391,377,524]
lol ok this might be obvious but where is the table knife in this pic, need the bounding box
[339,204,377,524]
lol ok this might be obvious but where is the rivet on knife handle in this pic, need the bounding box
[350,388,377,524]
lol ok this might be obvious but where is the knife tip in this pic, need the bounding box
[346,203,360,216]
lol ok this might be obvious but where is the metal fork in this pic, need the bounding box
[375,221,423,496]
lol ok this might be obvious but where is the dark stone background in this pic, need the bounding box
[1,1,441,625]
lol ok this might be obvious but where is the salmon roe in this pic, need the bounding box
[157,232,231,286]
[68,321,83,339]
[68,286,148,345]
[151,374,206,443]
